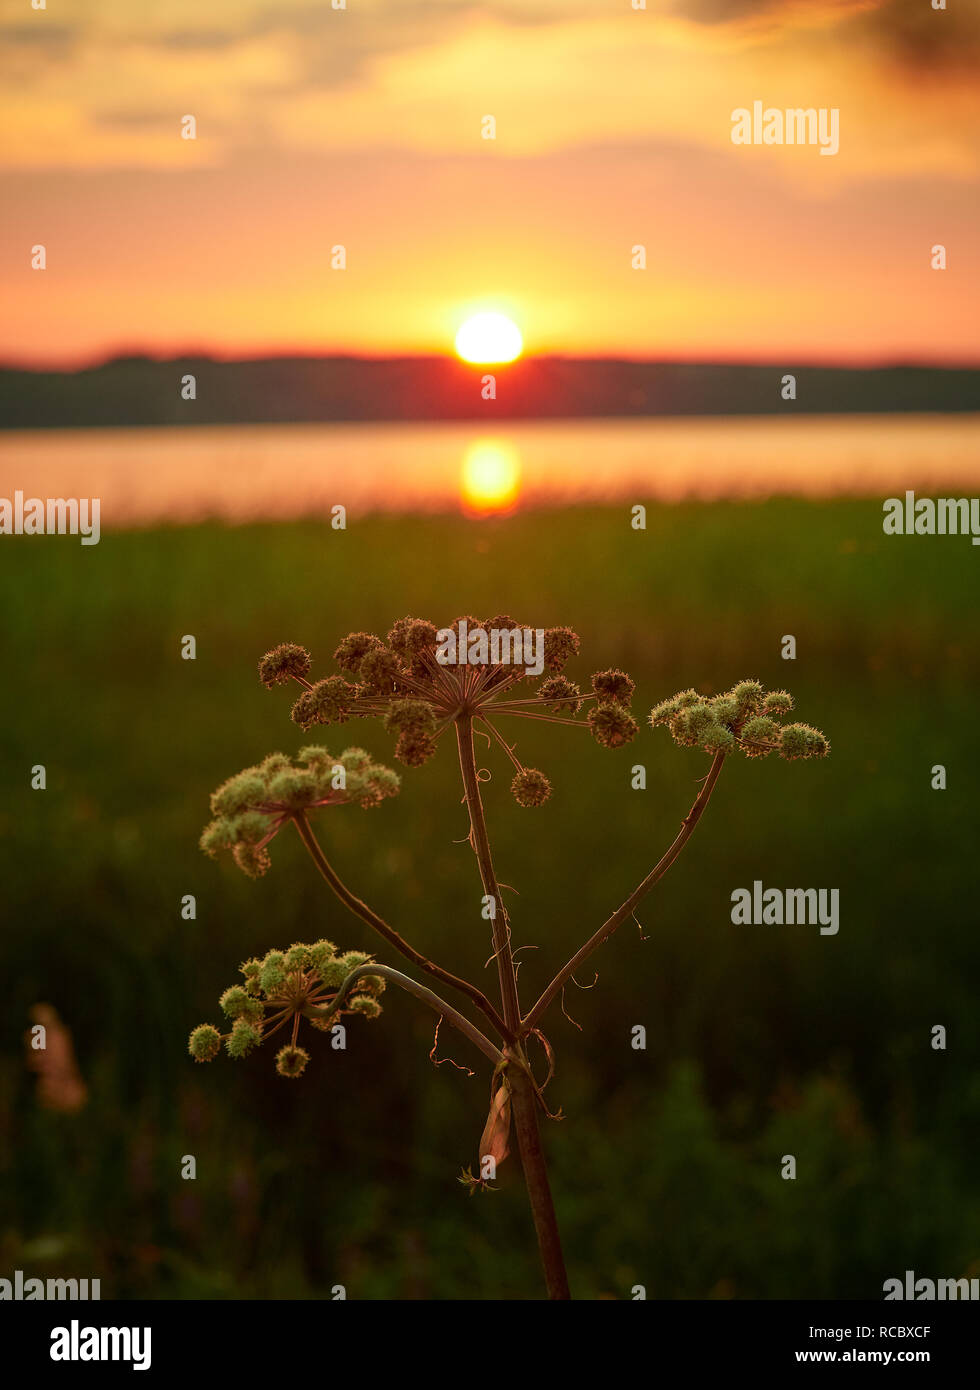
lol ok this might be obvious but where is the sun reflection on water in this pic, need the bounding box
[460,439,522,516]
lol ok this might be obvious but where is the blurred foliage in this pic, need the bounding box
[0,499,978,1298]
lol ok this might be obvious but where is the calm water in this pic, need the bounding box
[0,415,978,525]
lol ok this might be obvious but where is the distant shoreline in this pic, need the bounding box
[1,356,977,429]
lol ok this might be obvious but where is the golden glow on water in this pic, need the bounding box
[2,416,979,526]
[460,439,522,515]
[455,313,523,364]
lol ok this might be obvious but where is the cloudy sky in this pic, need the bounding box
[2,0,978,365]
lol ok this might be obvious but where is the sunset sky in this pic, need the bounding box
[2,0,979,367]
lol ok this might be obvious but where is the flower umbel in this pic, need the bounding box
[650,680,830,761]
[200,745,400,877]
[258,618,639,806]
[188,942,385,1074]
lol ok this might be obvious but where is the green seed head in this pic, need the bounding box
[219,986,251,1019]
[267,769,316,811]
[226,1017,262,1059]
[199,819,227,857]
[779,723,830,760]
[210,771,267,818]
[259,952,287,994]
[652,683,828,769]
[317,957,349,988]
[762,690,794,716]
[347,995,382,1020]
[669,708,699,747]
[731,680,763,717]
[702,724,737,754]
[337,950,373,976]
[740,715,781,757]
[684,704,716,740]
[350,971,385,998]
[308,939,338,976]
[188,1024,221,1062]
[709,696,738,726]
[284,943,312,971]
[232,842,271,878]
[650,689,699,726]
[357,765,401,806]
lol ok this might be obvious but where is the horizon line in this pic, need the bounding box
[2,350,979,374]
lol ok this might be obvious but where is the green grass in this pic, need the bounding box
[1,499,977,1299]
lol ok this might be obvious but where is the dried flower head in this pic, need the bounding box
[538,676,582,713]
[384,698,438,737]
[394,729,437,767]
[650,679,829,761]
[258,643,312,688]
[275,1045,311,1078]
[542,627,581,672]
[591,669,635,706]
[303,676,356,726]
[258,618,636,806]
[588,702,639,748]
[334,632,383,673]
[189,940,385,1075]
[511,768,552,808]
[200,746,399,877]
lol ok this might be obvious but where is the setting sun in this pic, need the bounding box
[455,312,523,365]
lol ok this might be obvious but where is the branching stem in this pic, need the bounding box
[314,963,504,1066]
[523,751,727,1034]
[293,811,514,1044]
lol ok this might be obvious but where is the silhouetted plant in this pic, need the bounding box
[189,617,828,1299]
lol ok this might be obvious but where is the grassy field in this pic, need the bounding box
[1,498,977,1299]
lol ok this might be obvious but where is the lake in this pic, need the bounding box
[0,414,978,526]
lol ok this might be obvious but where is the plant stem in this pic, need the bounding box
[293,812,513,1043]
[454,717,522,1030]
[523,751,727,1034]
[455,715,571,1300]
[315,963,505,1066]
